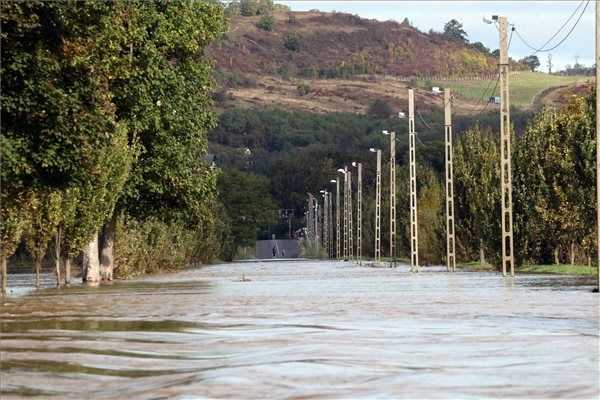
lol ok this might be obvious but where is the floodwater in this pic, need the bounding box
[1,261,598,399]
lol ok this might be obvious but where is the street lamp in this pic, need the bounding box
[370,148,382,264]
[383,130,397,267]
[330,179,340,260]
[352,161,363,265]
[337,167,348,261]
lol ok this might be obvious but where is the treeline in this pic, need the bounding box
[210,93,596,267]
[0,1,233,292]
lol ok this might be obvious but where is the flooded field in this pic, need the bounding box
[1,261,598,399]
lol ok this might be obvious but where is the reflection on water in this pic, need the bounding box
[1,262,598,399]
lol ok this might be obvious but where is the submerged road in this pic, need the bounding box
[0,261,598,399]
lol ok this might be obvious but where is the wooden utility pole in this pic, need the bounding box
[596,2,600,292]
[375,149,382,263]
[498,16,514,277]
[389,131,397,267]
[444,89,456,272]
[408,89,419,272]
[357,163,363,265]
[348,171,354,261]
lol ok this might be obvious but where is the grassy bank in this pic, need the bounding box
[417,72,589,107]
[457,261,598,276]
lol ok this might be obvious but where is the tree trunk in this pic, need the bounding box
[64,256,71,285]
[82,232,100,284]
[479,241,486,266]
[100,218,115,281]
[1,254,7,296]
[570,241,575,266]
[55,229,61,287]
[554,247,560,265]
[35,259,41,288]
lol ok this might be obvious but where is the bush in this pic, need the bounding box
[367,99,394,119]
[114,217,196,278]
[296,83,311,96]
[283,32,300,51]
[287,13,297,24]
[256,15,274,31]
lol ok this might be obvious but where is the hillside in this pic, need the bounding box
[208,9,585,115]
[209,11,501,78]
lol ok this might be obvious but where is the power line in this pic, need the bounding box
[514,0,590,53]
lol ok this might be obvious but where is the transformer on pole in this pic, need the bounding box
[498,16,514,277]
[408,89,420,272]
[444,89,456,272]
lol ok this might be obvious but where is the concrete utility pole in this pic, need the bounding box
[596,2,600,292]
[408,89,419,272]
[444,89,456,272]
[384,130,397,267]
[339,168,348,261]
[328,191,334,259]
[353,162,363,265]
[321,191,329,257]
[332,179,341,260]
[497,15,515,277]
[314,200,319,252]
[307,194,314,244]
[371,148,382,264]
[348,171,354,261]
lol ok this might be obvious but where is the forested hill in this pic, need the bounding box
[208,9,520,78]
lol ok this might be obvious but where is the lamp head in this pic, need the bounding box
[352,161,357,167]
[330,179,337,184]
[337,168,345,173]
[382,130,389,135]
[369,148,378,153]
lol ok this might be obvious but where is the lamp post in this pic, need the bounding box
[330,179,340,260]
[370,148,382,264]
[352,161,363,265]
[320,190,329,258]
[337,168,348,261]
[383,130,396,267]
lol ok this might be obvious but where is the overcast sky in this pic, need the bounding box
[276,1,595,71]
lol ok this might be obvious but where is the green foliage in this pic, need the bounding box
[521,55,541,72]
[297,83,311,96]
[443,19,468,43]
[368,99,393,119]
[256,15,274,31]
[283,32,300,51]
[218,169,277,252]
[114,217,195,278]
[453,127,501,262]
[513,95,596,265]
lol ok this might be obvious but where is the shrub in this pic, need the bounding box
[287,13,297,24]
[367,99,394,119]
[256,15,274,31]
[283,32,300,51]
[296,83,311,96]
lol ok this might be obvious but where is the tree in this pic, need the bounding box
[368,99,394,119]
[218,169,277,257]
[471,41,489,54]
[521,55,541,72]
[453,127,501,265]
[256,15,274,31]
[443,19,468,43]
[1,2,135,285]
[283,32,300,51]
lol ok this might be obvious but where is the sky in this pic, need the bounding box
[275,1,595,71]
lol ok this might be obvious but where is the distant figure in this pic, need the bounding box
[281,249,285,258]
[272,246,277,258]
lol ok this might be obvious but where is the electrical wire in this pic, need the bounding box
[513,0,590,53]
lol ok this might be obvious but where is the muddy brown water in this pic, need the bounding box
[1,261,598,399]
